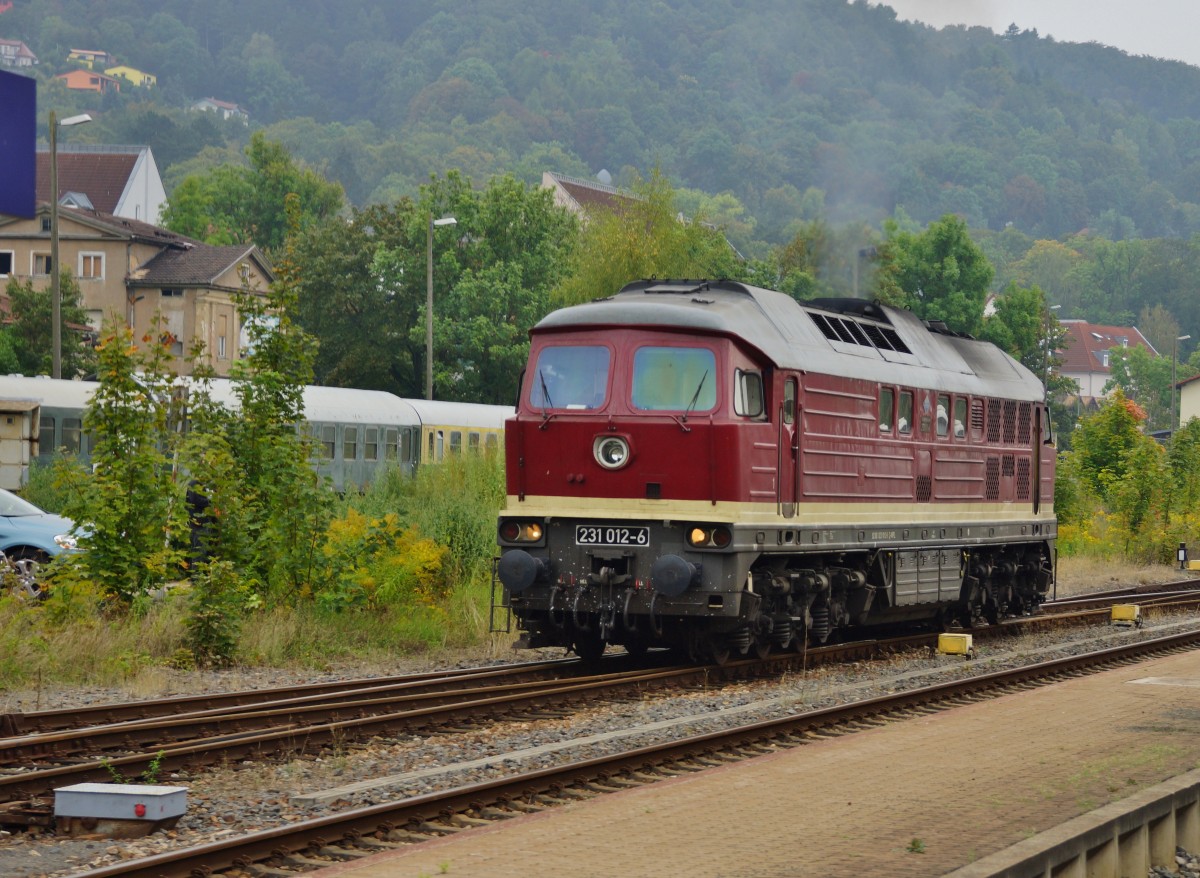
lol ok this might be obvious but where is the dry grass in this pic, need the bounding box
[1054,555,1186,597]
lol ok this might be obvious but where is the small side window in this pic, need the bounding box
[783,379,796,425]
[936,394,950,437]
[879,388,894,433]
[898,391,913,435]
[954,398,967,439]
[734,370,764,418]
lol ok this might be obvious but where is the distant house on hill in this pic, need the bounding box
[191,97,248,123]
[104,64,155,88]
[0,38,36,67]
[55,68,120,94]
[542,171,634,219]
[35,144,166,224]
[1056,319,1157,407]
[542,170,744,260]
[66,48,114,69]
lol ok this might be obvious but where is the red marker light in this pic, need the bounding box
[134,803,147,817]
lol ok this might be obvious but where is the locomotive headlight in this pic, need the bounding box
[499,520,544,544]
[594,435,631,470]
[686,525,733,549]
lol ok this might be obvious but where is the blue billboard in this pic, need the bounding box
[0,68,35,218]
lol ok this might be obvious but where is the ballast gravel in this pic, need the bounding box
[3,610,1199,878]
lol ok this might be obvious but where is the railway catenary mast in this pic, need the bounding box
[495,279,1056,663]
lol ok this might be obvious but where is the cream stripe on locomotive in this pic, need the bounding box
[505,494,1056,528]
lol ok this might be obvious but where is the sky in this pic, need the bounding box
[869,1,1200,69]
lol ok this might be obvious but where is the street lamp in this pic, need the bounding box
[1172,333,1191,433]
[1042,304,1061,389]
[425,214,457,400]
[49,111,92,379]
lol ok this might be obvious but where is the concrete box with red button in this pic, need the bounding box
[54,782,188,835]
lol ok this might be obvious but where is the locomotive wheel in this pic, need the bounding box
[753,638,771,660]
[623,640,650,657]
[573,635,606,662]
[707,642,732,666]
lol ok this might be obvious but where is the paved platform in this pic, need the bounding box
[309,647,1200,878]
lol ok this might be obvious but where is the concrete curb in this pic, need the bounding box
[946,767,1200,878]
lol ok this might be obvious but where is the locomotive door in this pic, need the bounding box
[778,377,798,518]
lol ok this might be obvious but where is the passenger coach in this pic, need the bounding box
[0,375,508,492]
[495,279,1056,662]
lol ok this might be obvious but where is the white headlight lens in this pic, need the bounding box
[594,436,630,470]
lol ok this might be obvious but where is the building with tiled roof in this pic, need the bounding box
[55,68,120,94]
[192,97,249,123]
[1056,319,1157,406]
[543,171,634,218]
[36,144,166,224]
[104,65,155,88]
[0,205,272,376]
[0,38,37,67]
[66,49,114,69]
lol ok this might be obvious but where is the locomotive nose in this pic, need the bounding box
[498,549,544,594]
[650,554,697,597]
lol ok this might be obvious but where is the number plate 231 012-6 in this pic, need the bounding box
[575,525,649,547]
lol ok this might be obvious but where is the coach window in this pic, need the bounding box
[486,433,498,451]
[734,370,764,418]
[63,418,82,454]
[342,426,358,462]
[364,427,379,462]
[41,416,54,453]
[879,388,894,433]
[953,398,967,439]
[530,345,610,409]
[936,394,950,437]
[449,431,462,455]
[469,432,480,452]
[384,427,398,460]
[632,347,717,411]
[898,391,913,435]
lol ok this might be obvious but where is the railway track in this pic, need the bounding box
[2,585,1197,817]
[62,624,1200,878]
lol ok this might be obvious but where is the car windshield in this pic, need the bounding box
[529,345,611,410]
[0,489,46,517]
[632,346,717,412]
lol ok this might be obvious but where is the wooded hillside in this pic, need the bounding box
[10,0,1200,253]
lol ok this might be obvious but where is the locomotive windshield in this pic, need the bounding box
[530,345,611,410]
[632,347,717,412]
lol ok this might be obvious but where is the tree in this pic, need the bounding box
[163,133,345,253]
[4,273,96,378]
[553,169,742,307]
[55,321,184,604]
[1069,390,1151,501]
[294,171,575,402]
[1104,344,1175,431]
[884,214,994,336]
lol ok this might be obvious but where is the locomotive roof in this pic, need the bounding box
[534,280,1045,402]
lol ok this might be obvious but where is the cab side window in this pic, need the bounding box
[879,388,894,433]
[898,391,913,434]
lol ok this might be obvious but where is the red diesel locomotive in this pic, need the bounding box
[495,279,1056,662]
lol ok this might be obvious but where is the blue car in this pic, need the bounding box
[0,488,78,597]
